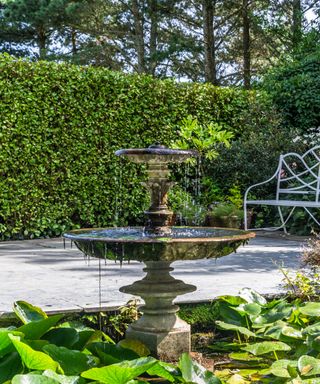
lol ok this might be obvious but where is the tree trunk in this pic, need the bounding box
[132,0,146,73]
[203,0,218,84]
[37,26,47,59]
[242,0,251,89]
[71,28,77,56]
[292,0,302,49]
[149,0,158,75]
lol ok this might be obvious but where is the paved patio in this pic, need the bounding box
[0,234,305,314]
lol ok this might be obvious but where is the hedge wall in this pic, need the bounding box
[0,54,275,239]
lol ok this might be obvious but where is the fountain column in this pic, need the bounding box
[120,261,196,360]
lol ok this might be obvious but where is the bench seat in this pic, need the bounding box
[246,200,320,208]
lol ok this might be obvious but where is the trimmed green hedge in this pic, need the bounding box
[0,54,275,239]
[262,49,320,133]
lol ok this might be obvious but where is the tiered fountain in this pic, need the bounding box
[64,144,254,360]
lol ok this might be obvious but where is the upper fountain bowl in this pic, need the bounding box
[115,143,198,164]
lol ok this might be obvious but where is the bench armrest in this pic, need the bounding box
[244,157,282,203]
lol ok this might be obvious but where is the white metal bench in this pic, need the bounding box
[244,145,320,233]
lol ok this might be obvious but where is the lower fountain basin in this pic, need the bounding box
[63,226,255,262]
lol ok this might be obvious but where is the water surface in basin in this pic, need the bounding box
[64,227,254,262]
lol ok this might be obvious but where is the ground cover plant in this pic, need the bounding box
[4,291,320,384]
[0,301,221,384]
[209,288,320,383]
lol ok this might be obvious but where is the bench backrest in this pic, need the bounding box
[277,146,320,202]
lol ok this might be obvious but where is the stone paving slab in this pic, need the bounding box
[0,235,305,314]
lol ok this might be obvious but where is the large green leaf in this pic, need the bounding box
[298,355,320,377]
[70,330,95,351]
[42,328,79,349]
[218,302,245,326]
[303,322,320,336]
[208,341,247,352]
[252,301,292,327]
[218,296,246,306]
[216,321,256,338]
[0,329,24,358]
[264,321,288,340]
[9,336,60,372]
[299,303,320,317]
[25,340,50,351]
[85,330,113,345]
[12,374,59,384]
[242,341,291,356]
[43,370,85,384]
[13,301,48,324]
[146,361,178,382]
[234,303,261,317]
[43,344,97,375]
[281,325,303,339]
[238,288,267,306]
[81,357,157,384]
[86,342,139,365]
[270,359,298,378]
[229,352,264,362]
[179,353,221,384]
[117,339,150,357]
[0,352,23,384]
[17,315,63,340]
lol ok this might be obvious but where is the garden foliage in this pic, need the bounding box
[262,48,320,133]
[0,54,275,239]
[211,288,320,383]
[0,301,220,384]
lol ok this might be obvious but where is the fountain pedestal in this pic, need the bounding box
[120,261,196,360]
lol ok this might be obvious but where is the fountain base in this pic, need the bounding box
[120,261,196,360]
[126,318,191,361]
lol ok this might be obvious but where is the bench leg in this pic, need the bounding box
[278,206,288,234]
[244,202,248,230]
[304,207,320,226]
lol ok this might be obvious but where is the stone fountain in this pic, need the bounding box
[64,144,254,360]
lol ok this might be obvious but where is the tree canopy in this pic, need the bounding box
[0,0,319,86]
